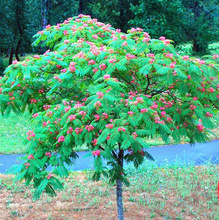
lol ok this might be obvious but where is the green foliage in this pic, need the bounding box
[130,0,219,54]
[0,15,218,200]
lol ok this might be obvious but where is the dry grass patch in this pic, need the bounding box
[0,164,219,219]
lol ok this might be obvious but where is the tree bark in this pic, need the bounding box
[119,0,125,32]
[9,47,14,65]
[42,0,48,30]
[15,39,21,61]
[116,179,124,220]
[79,0,83,14]
[116,147,124,220]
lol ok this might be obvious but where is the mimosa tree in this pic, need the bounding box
[0,14,218,220]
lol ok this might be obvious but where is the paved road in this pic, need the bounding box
[0,139,218,174]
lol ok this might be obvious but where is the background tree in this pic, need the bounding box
[131,0,219,54]
[0,0,27,64]
[130,0,187,44]
[181,0,219,54]
[0,15,218,219]
[88,0,140,32]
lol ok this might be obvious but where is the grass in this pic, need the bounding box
[0,161,218,219]
[0,112,33,154]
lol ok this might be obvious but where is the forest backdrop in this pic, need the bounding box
[0,0,218,75]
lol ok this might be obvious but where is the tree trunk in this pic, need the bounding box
[41,0,48,30]
[15,39,21,61]
[116,147,124,220]
[9,47,14,65]
[119,0,125,32]
[79,0,83,14]
[116,179,124,220]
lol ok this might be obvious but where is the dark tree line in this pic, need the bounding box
[0,0,218,69]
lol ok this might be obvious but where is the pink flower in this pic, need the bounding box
[189,105,196,111]
[208,87,215,93]
[75,127,83,134]
[136,97,143,103]
[64,40,69,44]
[150,103,158,110]
[193,97,198,100]
[99,63,107,71]
[65,106,71,112]
[164,40,171,45]
[197,124,204,132]
[63,30,68,35]
[47,174,53,179]
[126,54,136,60]
[12,60,18,65]
[94,114,100,121]
[92,35,98,39]
[92,150,100,156]
[122,41,128,46]
[213,54,219,59]
[68,115,76,121]
[28,154,34,160]
[96,92,104,98]
[58,136,65,142]
[67,127,73,134]
[161,111,166,117]
[32,113,39,118]
[142,37,150,42]
[182,55,189,60]
[79,111,87,117]
[43,121,47,127]
[85,125,94,132]
[102,113,108,119]
[93,68,98,73]
[166,53,173,58]
[26,130,35,140]
[106,124,114,129]
[61,68,67,73]
[169,63,175,69]
[166,117,172,123]
[149,59,154,64]
[118,127,126,132]
[34,55,40,59]
[25,163,30,169]
[70,66,76,72]
[88,60,96,65]
[159,36,166,41]
[109,59,116,64]
[206,112,213,117]
[121,35,127,40]
[187,75,191,80]
[94,101,102,109]
[128,111,133,116]
[92,139,98,146]
[140,108,148,113]
[45,152,52,157]
[147,53,155,58]
[132,132,138,139]
[199,60,205,65]
[104,74,110,79]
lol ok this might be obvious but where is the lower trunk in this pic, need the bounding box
[15,39,21,61]
[116,179,124,220]
[192,39,199,53]
[79,0,83,14]
[9,47,14,65]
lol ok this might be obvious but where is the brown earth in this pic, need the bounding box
[0,166,218,220]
